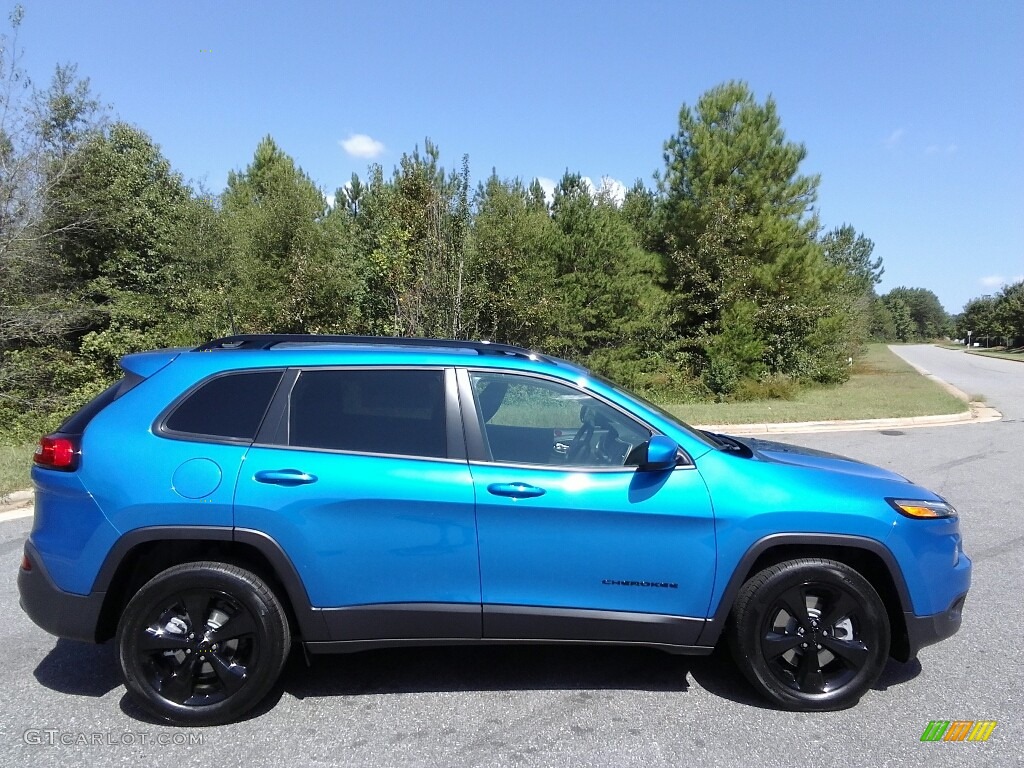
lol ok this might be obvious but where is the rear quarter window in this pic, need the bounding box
[162,370,283,441]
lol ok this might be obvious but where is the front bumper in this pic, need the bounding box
[18,539,105,644]
[902,591,967,661]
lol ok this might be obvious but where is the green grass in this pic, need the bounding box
[0,443,33,497]
[966,347,1024,363]
[659,344,968,426]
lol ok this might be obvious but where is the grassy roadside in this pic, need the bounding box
[966,348,1024,363]
[661,344,968,426]
[0,443,33,497]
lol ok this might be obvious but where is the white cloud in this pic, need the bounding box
[325,193,336,209]
[926,142,957,155]
[596,176,627,205]
[883,128,906,148]
[979,274,1024,290]
[536,176,557,204]
[340,133,385,159]
[534,175,627,206]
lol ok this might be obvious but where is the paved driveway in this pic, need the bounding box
[1,346,1020,767]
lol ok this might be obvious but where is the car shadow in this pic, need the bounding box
[874,657,922,689]
[33,639,122,697]
[33,638,924,722]
[281,644,692,699]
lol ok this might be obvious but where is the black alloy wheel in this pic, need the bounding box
[729,558,890,710]
[118,562,290,726]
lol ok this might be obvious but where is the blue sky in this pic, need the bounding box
[11,1,1023,314]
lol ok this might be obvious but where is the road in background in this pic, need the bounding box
[889,344,1024,420]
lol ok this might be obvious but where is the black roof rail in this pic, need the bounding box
[193,334,552,361]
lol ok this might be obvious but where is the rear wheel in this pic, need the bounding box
[728,558,890,710]
[117,561,290,726]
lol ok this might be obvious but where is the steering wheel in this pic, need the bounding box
[566,420,595,463]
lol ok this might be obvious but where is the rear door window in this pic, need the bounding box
[287,369,447,458]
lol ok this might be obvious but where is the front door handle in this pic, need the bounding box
[254,469,318,486]
[487,482,546,499]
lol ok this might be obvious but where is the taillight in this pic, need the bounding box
[34,435,79,470]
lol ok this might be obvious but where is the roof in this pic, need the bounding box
[194,334,554,363]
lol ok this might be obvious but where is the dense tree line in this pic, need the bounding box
[871,286,950,342]
[954,282,1024,347]
[2,11,891,439]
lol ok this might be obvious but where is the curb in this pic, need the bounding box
[0,489,34,520]
[965,350,1024,364]
[695,403,1001,436]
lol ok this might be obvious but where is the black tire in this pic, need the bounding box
[117,561,291,726]
[728,558,890,711]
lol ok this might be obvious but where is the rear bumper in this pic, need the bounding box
[18,540,105,644]
[902,591,967,661]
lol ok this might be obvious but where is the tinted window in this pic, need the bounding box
[289,369,446,458]
[470,373,650,467]
[165,371,283,440]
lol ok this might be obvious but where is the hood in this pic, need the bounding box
[731,436,911,484]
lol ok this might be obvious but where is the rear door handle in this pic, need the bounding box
[254,469,318,486]
[487,482,546,499]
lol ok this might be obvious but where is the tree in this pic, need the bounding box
[881,287,948,341]
[994,281,1024,346]
[0,8,105,351]
[222,135,358,334]
[658,81,848,392]
[464,173,558,346]
[956,296,997,345]
[820,225,882,295]
[349,139,471,337]
[820,224,883,350]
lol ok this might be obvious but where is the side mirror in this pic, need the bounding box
[637,435,680,471]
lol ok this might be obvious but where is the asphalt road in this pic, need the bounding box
[890,344,1024,420]
[1,345,1020,767]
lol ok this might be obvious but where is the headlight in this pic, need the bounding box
[887,498,958,519]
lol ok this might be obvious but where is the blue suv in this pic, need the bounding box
[19,335,971,725]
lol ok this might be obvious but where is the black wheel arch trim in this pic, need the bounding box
[92,525,328,642]
[696,533,913,648]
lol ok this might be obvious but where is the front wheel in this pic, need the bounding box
[117,561,291,726]
[728,558,890,710]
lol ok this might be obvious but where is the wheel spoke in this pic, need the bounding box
[795,647,825,693]
[820,590,859,629]
[762,631,803,661]
[181,592,212,634]
[160,656,201,704]
[776,586,811,630]
[821,636,870,669]
[208,652,248,695]
[207,610,257,644]
[138,627,191,652]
